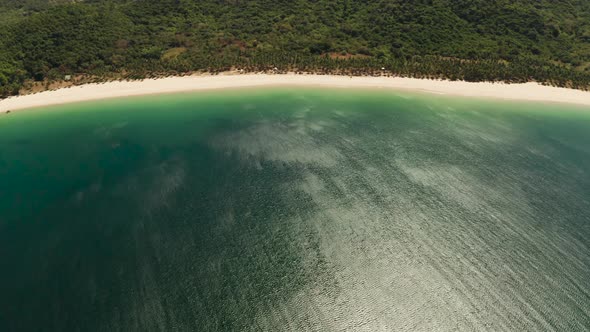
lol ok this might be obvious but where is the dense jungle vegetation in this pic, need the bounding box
[1,0,590,97]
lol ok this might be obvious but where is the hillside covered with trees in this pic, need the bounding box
[1,0,590,97]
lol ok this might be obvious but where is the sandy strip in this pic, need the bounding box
[1,73,590,112]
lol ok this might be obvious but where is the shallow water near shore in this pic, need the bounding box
[1,88,589,331]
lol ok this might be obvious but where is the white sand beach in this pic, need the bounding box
[1,73,590,112]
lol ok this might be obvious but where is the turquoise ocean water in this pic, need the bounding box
[0,88,589,331]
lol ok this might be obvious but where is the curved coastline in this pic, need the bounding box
[2,73,590,113]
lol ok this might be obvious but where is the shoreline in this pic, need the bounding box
[1,73,590,113]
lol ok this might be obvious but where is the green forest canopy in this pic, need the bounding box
[1,0,590,97]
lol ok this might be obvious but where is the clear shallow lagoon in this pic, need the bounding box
[1,89,589,331]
